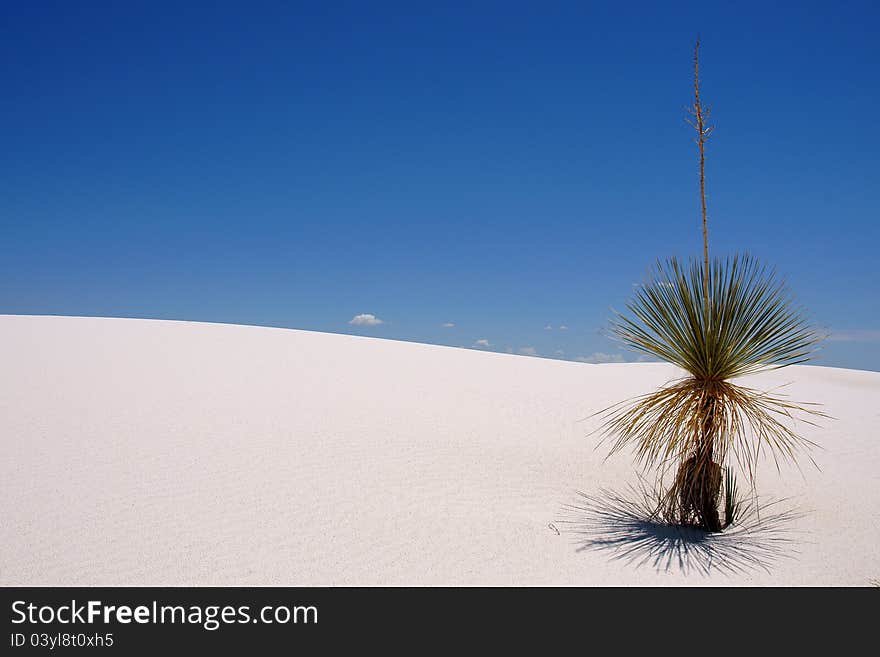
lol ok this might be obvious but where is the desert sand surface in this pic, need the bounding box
[2,314,878,586]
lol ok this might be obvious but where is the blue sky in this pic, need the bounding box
[2,1,878,370]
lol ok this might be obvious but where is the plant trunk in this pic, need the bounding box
[677,453,723,532]
[664,392,724,532]
[687,393,723,531]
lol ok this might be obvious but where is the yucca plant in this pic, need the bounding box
[598,41,824,532]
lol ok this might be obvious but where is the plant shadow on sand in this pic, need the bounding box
[555,482,809,577]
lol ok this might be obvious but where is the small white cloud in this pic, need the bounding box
[576,352,625,364]
[473,339,491,348]
[559,325,569,331]
[349,313,384,327]
[554,349,565,355]
[441,322,455,328]
[544,324,553,330]
[826,329,880,342]
[518,346,538,356]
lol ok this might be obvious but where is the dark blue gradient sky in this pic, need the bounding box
[2,1,878,369]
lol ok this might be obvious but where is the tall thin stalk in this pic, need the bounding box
[691,38,711,308]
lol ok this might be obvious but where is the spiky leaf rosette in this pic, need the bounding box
[600,254,824,482]
[615,254,819,380]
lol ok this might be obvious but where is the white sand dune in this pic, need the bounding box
[2,314,878,586]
